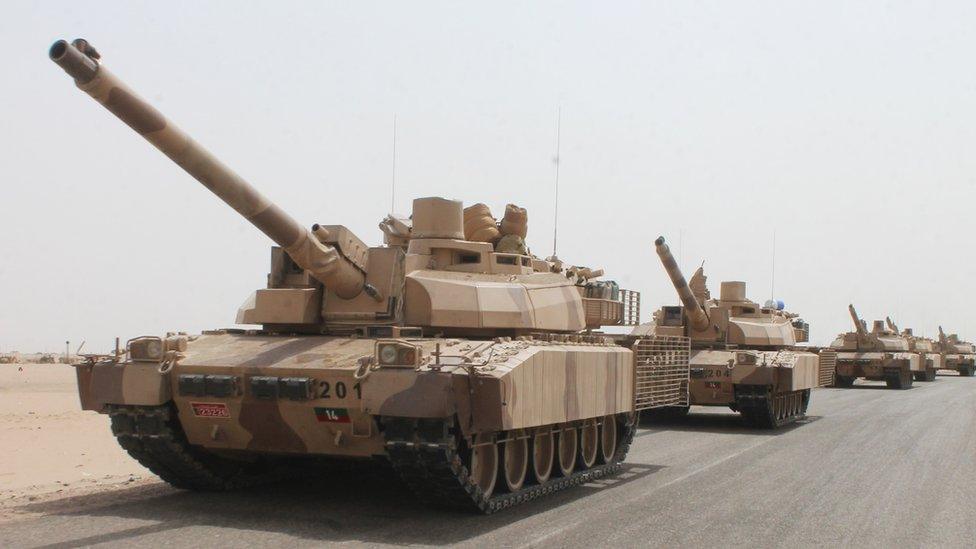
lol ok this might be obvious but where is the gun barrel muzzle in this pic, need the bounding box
[49,38,364,298]
[49,40,98,83]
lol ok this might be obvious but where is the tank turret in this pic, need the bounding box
[651,237,795,348]
[51,38,638,337]
[832,305,908,352]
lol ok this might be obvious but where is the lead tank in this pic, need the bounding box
[935,327,975,377]
[634,237,820,428]
[50,38,688,513]
[828,306,922,388]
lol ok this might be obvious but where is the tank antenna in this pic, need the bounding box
[678,229,683,267]
[391,114,398,213]
[551,106,561,257]
[770,230,777,301]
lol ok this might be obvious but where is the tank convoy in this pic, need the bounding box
[634,237,819,429]
[935,327,976,377]
[829,306,922,389]
[50,38,694,513]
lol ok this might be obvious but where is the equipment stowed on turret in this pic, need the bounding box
[50,38,688,513]
[827,306,923,389]
[632,237,821,429]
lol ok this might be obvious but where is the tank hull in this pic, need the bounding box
[75,332,637,457]
[646,348,818,428]
[73,331,683,512]
[832,351,922,389]
[938,354,976,376]
[685,349,819,407]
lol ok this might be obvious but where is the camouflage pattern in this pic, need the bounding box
[633,237,819,428]
[828,305,922,389]
[52,38,678,511]
[896,324,940,382]
[934,326,976,376]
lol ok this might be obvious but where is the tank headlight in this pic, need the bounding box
[398,347,417,365]
[378,344,399,365]
[129,336,164,362]
[376,340,422,367]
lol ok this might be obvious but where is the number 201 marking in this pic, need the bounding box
[318,381,361,400]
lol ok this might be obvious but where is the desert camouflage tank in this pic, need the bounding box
[633,237,821,428]
[934,327,975,377]
[50,38,688,513]
[889,320,939,382]
[828,305,923,389]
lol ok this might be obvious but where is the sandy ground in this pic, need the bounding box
[0,364,151,517]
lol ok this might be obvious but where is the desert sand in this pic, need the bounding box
[0,363,152,519]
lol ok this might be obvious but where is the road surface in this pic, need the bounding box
[3,375,975,548]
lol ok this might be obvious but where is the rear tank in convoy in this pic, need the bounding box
[50,38,690,513]
[828,306,923,389]
[935,327,976,377]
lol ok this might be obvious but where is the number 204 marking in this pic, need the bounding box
[318,380,361,400]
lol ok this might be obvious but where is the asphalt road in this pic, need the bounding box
[4,374,975,548]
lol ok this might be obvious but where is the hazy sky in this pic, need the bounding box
[2,1,974,352]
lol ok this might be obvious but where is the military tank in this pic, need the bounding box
[829,306,922,389]
[888,320,938,382]
[935,327,975,377]
[634,237,820,429]
[50,38,689,513]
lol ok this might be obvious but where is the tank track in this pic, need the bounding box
[735,387,810,429]
[383,416,636,514]
[108,404,291,491]
[884,368,914,389]
[913,368,937,382]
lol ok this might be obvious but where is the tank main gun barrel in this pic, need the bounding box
[848,305,867,338]
[886,316,898,333]
[49,39,365,299]
[654,237,709,332]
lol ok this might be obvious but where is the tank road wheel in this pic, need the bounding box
[556,425,578,477]
[530,429,555,484]
[926,369,937,381]
[737,387,808,429]
[578,419,599,470]
[469,433,499,497]
[834,375,856,388]
[598,415,618,464]
[384,415,636,514]
[499,433,529,492]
